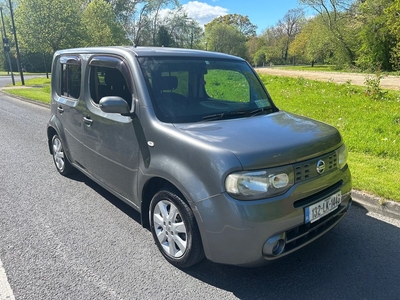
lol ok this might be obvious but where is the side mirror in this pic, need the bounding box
[99,96,133,116]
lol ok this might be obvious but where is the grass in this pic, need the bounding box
[272,64,400,76]
[205,70,249,101]
[4,75,400,202]
[277,65,340,72]
[260,74,400,202]
[4,77,51,104]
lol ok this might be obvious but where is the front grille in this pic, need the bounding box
[294,151,337,183]
[293,181,343,208]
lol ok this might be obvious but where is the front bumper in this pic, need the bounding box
[193,167,352,267]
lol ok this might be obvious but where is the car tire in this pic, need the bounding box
[149,189,204,268]
[51,134,74,176]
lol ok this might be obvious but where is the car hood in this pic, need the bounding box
[174,111,342,169]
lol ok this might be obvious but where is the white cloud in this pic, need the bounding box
[182,1,228,26]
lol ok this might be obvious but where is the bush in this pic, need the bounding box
[364,73,388,101]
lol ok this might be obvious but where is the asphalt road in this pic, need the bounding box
[0,74,43,87]
[1,92,400,300]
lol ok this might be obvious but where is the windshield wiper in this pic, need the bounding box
[249,107,271,117]
[202,110,247,121]
[202,112,225,121]
[202,109,271,121]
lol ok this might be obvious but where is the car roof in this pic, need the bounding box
[54,46,244,61]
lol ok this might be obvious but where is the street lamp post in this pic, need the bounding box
[8,0,24,85]
[0,7,14,85]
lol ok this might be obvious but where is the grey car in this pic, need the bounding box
[47,46,352,268]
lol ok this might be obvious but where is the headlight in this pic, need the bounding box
[225,166,294,200]
[337,144,348,169]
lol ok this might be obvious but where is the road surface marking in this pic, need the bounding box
[0,258,15,300]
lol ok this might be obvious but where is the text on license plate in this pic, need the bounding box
[305,191,342,223]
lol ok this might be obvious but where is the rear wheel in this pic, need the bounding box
[51,135,74,176]
[149,189,204,268]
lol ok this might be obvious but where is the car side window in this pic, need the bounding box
[59,56,81,99]
[89,58,132,109]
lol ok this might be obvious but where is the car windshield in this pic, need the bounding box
[138,56,275,123]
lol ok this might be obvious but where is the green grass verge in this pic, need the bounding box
[4,75,400,201]
[205,69,249,101]
[349,153,400,200]
[276,65,340,72]
[272,64,400,75]
[260,74,400,201]
[4,77,51,104]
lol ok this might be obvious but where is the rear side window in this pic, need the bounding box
[60,56,81,99]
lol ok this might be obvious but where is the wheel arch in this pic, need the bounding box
[47,115,71,158]
[140,177,187,229]
[47,126,58,154]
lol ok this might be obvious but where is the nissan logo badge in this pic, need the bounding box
[316,160,325,174]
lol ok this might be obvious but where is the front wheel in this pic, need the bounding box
[149,189,204,268]
[51,134,74,176]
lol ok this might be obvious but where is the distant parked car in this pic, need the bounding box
[47,46,352,268]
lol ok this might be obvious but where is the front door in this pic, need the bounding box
[80,56,139,201]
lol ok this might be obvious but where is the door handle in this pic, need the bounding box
[83,116,93,127]
[57,106,64,113]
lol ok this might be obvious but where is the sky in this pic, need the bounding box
[179,0,306,34]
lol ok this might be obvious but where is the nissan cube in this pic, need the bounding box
[47,46,352,268]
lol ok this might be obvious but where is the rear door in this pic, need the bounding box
[80,55,140,201]
[53,55,85,166]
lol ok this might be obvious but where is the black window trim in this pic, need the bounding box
[60,55,81,65]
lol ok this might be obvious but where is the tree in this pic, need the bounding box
[289,15,334,66]
[81,0,129,47]
[246,36,265,64]
[15,0,83,53]
[255,9,304,66]
[149,0,179,45]
[167,15,203,49]
[259,27,286,65]
[205,14,257,39]
[277,8,305,62]
[128,0,180,46]
[79,0,137,23]
[253,49,267,67]
[356,0,394,71]
[300,0,358,66]
[107,0,137,23]
[205,23,247,58]
[129,2,152,45]
[385,0,400,70]
[156,25,172,46]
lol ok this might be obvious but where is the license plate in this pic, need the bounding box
[305,191,342,223]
